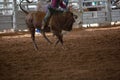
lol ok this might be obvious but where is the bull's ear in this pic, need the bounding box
[73,15,78,19]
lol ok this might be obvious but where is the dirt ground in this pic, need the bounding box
[0,26,120,80]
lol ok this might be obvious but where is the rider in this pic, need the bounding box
[41,0,68,31]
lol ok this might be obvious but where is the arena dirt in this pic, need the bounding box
[0,26,120,80]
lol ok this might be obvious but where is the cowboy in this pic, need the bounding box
[41,0,68,31]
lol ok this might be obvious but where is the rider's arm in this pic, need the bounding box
[51,0,57,8]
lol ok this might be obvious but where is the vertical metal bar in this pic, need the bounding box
[3,0,7,14]
[12,0,17,31]
[79,0,83,27]
[106,0,112,25]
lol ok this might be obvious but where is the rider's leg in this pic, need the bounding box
[41,10,51,31]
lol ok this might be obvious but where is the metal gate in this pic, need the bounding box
[80,0,120,27]
[0,0,37,32]
[0,14,13,31]
[0,1,13,31]
[111,9,120,22]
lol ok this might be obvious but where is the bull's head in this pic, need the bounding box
[63,11,77,31]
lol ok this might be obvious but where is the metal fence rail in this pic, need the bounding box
[111,9,120,21]
[0,0,37,32]
[0,13,13,31]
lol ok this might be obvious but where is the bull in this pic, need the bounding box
[48,8,77,47]
[20,0,77,50]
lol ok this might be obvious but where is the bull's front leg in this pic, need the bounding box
[54,32,63,46]
[41,30,52,44]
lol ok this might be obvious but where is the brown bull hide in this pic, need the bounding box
[49,11,77,46]
[20,0,77,50]
[25,11,45,29]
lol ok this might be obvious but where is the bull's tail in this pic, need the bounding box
[19,0,29,14]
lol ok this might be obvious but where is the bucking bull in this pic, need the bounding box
[20,0,77,50]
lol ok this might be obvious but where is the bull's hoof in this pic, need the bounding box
[62,46,68,50]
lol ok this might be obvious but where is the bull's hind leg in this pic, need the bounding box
[29,27,38,50]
